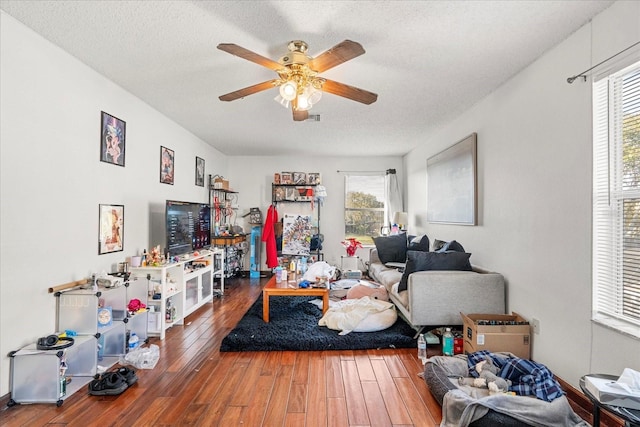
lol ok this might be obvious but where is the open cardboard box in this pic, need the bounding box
[461,312,531,359]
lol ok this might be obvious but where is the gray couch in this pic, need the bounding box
[367,248,506,334]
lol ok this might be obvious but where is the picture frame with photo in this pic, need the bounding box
[99,204,124,254]
[100,111,126,167]
[307,172,321,185]
[281,172,293,184]
[160,146,174,185]
[195,156,205,187]
[273,186,285,201]
[285,187,297,201]
[293,172,306,185]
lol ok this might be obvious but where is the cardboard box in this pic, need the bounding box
[584,375,640,410]
[461,312,531,359]
[212,177,229,190]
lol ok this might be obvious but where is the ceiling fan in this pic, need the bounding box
[217,40,378,121]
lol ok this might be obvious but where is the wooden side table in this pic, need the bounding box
[580,374,640,427]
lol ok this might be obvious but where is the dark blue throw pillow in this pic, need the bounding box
[373,233,407,264]
[436,240,465,253]
[397,250,472,292]
[407,234,430,252]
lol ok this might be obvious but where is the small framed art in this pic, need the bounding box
[100,111,126,167]
[195,156,205,187]
[99,204,124,254]
[160,146,174,185]
[293,172,306,185]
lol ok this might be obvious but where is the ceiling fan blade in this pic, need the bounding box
[322,79,378,105]
[217,43,283,71]
[219,79,280,102]
[293,109,308,121]
[309,40,365,73]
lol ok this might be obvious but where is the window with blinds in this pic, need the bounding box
[344,174,385,245]
[592,60,640,338]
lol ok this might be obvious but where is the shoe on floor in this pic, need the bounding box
[116,366,138,386]
[88,372,128,396]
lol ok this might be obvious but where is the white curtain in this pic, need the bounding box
[384,169,403,227]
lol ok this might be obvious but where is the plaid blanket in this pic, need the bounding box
[467,350,564,402]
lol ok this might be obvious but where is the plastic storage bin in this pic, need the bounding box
[8,335,96,406]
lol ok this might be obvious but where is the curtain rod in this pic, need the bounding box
[337,169,396,174]
[567,40,640,83]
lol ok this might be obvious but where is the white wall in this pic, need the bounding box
[0,12,228,396]
[405,1,640,387]
[227,156,403,269]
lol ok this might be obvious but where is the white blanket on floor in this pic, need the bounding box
[318,296,396,335]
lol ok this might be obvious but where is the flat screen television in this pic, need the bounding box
[166,200,211,256]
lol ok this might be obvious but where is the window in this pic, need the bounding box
[592,60,640,338]
[344,174,385,245]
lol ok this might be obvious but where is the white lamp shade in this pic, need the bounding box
[393,211,408,225]
[279,81,297,101]
[297,93,311,110]
[274,94,290,108]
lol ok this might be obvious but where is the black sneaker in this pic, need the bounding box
[116,366,138,386]
[88,372,128,396]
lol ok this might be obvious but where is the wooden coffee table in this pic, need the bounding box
[262,276,329,322]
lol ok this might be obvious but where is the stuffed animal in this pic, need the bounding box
[346,282,389,301]
[458,358,512,394]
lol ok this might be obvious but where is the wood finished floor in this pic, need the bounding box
[1,277,444,427]
[2,276,607,426]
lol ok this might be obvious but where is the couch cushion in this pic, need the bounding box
[372,233,407,264]
[398,250,472,292]
[407,234,430,252]
[368,262,403,293]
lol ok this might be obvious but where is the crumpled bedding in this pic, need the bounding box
[467,350,564,402]
[318,296,397,335]
[442,388,589,427]
[427,354,589,427]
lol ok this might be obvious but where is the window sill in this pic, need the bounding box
[592,314,640,340]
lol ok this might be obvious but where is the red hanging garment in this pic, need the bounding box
[262,204,279,268]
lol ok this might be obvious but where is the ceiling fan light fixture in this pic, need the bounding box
[279,80,297,101]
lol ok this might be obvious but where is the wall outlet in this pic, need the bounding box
[532,318,540,335]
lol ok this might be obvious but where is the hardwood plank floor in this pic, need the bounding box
[0,277,442,426]
[0,276,603,426]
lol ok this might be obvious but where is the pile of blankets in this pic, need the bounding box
[428,351,589,427]
[467,350,564,402]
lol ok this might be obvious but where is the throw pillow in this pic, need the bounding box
[432,239,447,251]
[407,234,430,252]
[372,233,407,264]
[398,250,472,292]
[433,239,465,253]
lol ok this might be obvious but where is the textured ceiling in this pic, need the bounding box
[0,0,613,156]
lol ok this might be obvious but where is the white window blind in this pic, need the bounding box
[592,60,640,338]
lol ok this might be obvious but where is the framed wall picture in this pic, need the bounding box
[293,172,306,185]
[195,156,205,187]
[307,172,321,185]
[160,146,174,185]
[427,133,477,225]
[281,172,293,184]
[99,204,124,254]
[100,111,126,167]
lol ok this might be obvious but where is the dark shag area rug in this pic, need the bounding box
[220,295,417,352]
